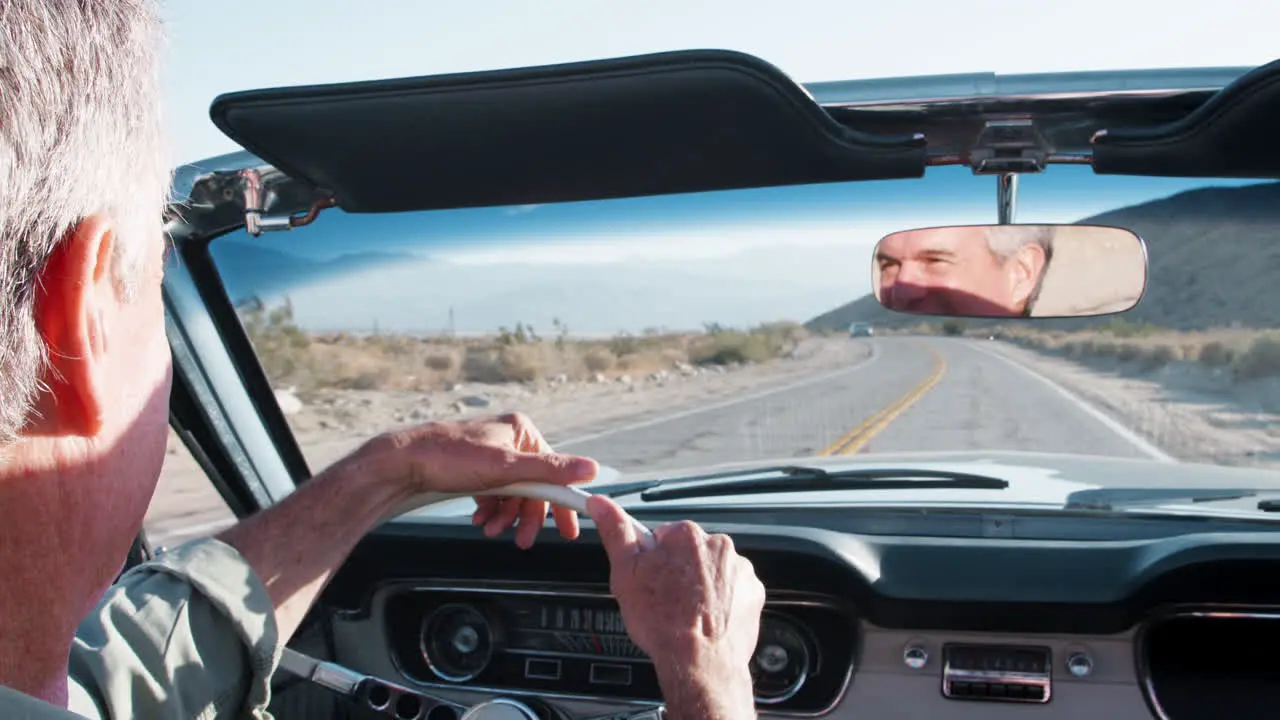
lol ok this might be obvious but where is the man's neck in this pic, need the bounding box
[0,587,78,708]
[0,440,125,709]
[1,673,72,709]
[0,508,85,708]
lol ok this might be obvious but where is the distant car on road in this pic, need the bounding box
[849,322,874,337]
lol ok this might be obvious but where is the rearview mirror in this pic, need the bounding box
[872,224,1147,318]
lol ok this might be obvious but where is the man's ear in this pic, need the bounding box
[27,215,118,437]
[1008,243,1048,306]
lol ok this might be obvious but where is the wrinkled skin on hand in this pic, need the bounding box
[357,412,598,548]
[587,495,767,675]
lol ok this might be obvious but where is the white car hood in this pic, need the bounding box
[397,450,1280,520]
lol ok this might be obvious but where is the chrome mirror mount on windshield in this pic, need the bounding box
[871,224,1147,319]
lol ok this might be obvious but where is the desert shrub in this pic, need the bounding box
[461,346,504,383]
[1115,343,1142,362]
[1141,345,1177,370]
[689,326,792,366]
[497,345,543,382]
[424,352,457,372]
[583,347,617,373]
[609,334,640,357]
[940,319,967,336]
[339,368,390,390]
[239,297,314,384]
[1096,318,1161,338]
[1198,341,1234,367]
[1233,335,1280,381]
[1063,340,1091,359]
[459,344,543,383]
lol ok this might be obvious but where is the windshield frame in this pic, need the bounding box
[165,158,319,511]
[163,70,1273,519]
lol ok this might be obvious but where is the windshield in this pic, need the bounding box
[206,164,1280,501]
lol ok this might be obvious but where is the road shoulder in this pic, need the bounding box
[984,340,1280,468]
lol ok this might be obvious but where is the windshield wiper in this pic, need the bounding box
[1063,487,1258,512]
[630,465,1009,503]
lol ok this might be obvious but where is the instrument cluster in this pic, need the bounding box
[382,583,858,715]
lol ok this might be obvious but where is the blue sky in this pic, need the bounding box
[166,1,1280,333]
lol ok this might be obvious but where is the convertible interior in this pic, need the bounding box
[152,50,1280,719]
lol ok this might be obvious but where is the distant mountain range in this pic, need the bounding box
[209,241,424,306]
[209,235,862,334]
[805,182,1280,333]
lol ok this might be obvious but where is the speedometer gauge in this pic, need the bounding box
[751,613,813,704]
[420,603,499,682]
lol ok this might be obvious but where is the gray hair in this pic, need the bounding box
[986,225,1055,314]
[0,1,170,444]
[986,225,1055,263]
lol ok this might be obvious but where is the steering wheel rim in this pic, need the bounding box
[383,482,657,549]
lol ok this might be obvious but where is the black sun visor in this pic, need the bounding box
[209,49,928,214]
[1093,58,1280,179]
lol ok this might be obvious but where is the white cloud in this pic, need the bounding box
[501,204,543,216]
[435,215,976,266]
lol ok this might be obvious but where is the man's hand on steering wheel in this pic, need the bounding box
[354,412,598,548]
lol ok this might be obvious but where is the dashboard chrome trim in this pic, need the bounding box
[1134,603,1280,720]
[376,579,857,718]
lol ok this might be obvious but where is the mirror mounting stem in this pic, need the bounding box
[997,173,1017,224]
[239,168,336,237]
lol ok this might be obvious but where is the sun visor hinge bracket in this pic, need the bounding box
[969,119,1050,176]
[238,168,335,237]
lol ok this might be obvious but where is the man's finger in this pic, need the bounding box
[587,495,640,560]
[478,449,598,489]
[484,497,523,537]
[514,499,548,549]
[472,496,501,526]
[552,504,580,540]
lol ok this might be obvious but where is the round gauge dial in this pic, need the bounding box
[751,613,813,704]
[420,603,499,682]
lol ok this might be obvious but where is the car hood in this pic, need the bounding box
[397,450,1280,521]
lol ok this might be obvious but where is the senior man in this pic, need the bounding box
[0,3,764,719]
[875,224,1054,317]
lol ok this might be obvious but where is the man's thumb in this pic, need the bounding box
[587,494,640,558]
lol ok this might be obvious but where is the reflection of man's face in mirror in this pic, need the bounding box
[875,226,1051,317]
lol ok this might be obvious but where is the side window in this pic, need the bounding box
[142,426,239,550]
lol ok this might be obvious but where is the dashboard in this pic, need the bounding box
[383,582,853,714]
[308,513,1280,720]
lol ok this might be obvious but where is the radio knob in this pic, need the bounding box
[1066,651,1093,678]
[903,645,929,670]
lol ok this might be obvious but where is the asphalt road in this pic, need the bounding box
[144,335,1168,547]
[551,335,1167,472]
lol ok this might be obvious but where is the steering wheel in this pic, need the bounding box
[382,482,657,549]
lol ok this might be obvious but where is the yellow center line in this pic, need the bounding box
[820,349,947,456]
